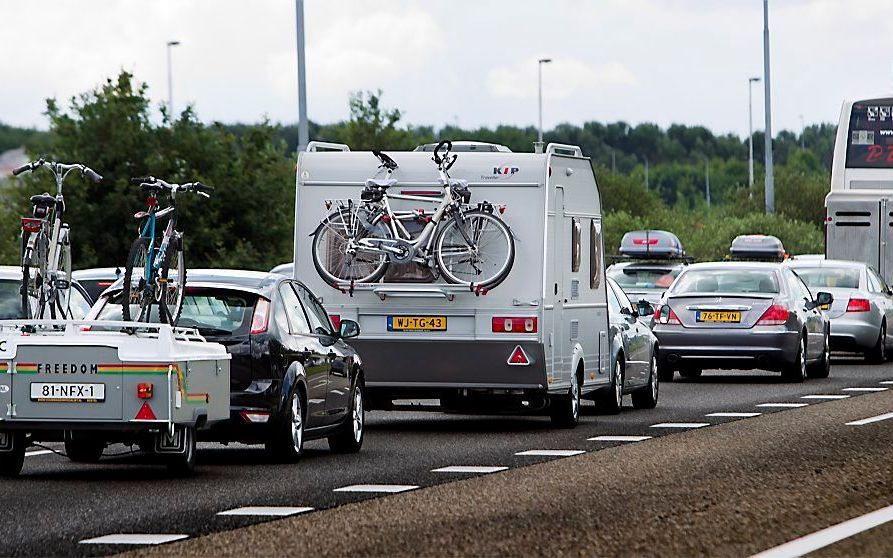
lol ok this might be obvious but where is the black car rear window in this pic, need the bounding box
[672,269,780,294]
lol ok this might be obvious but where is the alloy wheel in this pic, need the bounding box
[352,387,364,444]
[290,393,304,453]
[614,361,623,409]
[651,355,659,401]
[571,372,580,421]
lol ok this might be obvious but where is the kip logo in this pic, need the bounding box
[493,165,520,178]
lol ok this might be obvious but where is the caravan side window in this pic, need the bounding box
[571,218,582,272]
[590,220,601,288]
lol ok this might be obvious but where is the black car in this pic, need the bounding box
[72,267,124,301]
[87,269,365,459]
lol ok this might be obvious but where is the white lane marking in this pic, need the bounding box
[333,484,418,493]
[801,395,851,400]
[879,381,893,385]
[705,412,762,418]
[515,449,585,457]
[650,422,710,429]
[756,403,809,408]
[587,435,652,442]
[217,506,314,517]
[25,450,53,457]
[842,387,889,392]
[79,534,188,545]
[749,503,893,558]
[431,466,508,474]
[846,411,893,426]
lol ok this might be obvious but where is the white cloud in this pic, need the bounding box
[486,58,636,101]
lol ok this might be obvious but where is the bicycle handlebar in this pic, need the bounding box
[13,159,102,183]
[83,167,102,184]
[432,140,452,165]
[12,163,32,176]
[130,176,212,196]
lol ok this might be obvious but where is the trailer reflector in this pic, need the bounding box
[507,345,530,366]
[240,411,271,423]
[134,402,157,421]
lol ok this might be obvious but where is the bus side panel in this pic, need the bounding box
[826,195,881,273]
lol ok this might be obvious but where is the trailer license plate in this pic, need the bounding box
[696,311,741,323]
[387,316,447,331]
[30,383,105,403]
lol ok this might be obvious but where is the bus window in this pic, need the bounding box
[846,98,893,168]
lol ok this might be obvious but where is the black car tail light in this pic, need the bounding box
[250,298,271,334]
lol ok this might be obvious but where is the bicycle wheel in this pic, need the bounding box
[49,231,72,319]
[122,237,152,322]
[311,207,389,285]
[434,210,515,288]
[158,235,185,326]
[21,231,48,319]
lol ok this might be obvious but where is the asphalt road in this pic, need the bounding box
[1,355,891,557]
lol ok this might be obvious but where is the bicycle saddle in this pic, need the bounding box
[365,179,397,189]
[30,193,55,207]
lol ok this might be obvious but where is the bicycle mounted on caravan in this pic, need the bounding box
[310,140,515,290]
[13,159,102,319]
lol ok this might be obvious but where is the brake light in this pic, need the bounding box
[846,298,871,312]
[240,411,271,423]
[251,298,271,334]
[757,305,789,325]
[656,305,680,325]
[492,317,537,333]
[21,218,41,233]
[329,314,341,330]
[633,238,659,245]
[137,383,153,399]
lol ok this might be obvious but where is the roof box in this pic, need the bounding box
[730,234,786,261]
[618,230,685,259]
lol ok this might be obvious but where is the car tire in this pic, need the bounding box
[782,336,808,383]
[807,331,831,379]
[867,322,886,364]
[64,433,104,463]
[679,367,702,379]
[328,380,365,454]
[0,433,26,477]
[550,371,580,428]
[266,388,305,462]
[632,353,659,409]
[166,426,196,477]
[599,359,624,415]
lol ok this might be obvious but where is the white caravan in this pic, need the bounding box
[293,141,610,427]
[826,95,893,285]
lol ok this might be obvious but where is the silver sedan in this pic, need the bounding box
[784,259,893,362]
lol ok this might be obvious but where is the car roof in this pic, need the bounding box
[0,266,23,280]
[683,261,781,272]
[608,261,685,271]
[72,268,124,280]
[785,259,865,269]
[102,269,283,297]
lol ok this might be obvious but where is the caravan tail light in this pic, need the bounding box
[656,305,681,325]
[250,298,271,334]
[757,305,789,325]
[492,317,537,333]
[846,298,871,313]
[137,383,153,399]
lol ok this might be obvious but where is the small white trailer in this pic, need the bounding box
[293,142,610,426]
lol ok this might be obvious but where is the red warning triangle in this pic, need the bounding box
[134,401,157,420]
[507,345,530,366]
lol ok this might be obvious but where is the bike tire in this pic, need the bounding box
[122,237,152,322]
[20,232,31,320]
[21,231,48,319]
[434,210,515,288]
[158,235,185,326]
[311,209,389,286]
[50,232,72,319]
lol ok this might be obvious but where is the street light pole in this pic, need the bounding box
[800,114,806,149]
[763,0,775,214]
[295,0,309,152]
[537,58,552,146]
[748,77,760,189]
[705,157,711,208]
[166,40,180,118]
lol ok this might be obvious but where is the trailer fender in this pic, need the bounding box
[279,362,308,414]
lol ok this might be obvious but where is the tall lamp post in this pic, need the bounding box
[763,0,775,214]
[295,0,309,152]
[748,77,761,189]
[537,58,552,146]
[166,40,180,117]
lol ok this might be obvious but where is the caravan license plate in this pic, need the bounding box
[30,383,105,403]
[388,316,446,331]
[696,311,741,323]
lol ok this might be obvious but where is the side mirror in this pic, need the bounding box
[637,300,654,317]
[338,319,360,339]
[619,306,635,317]
[815,291,833,307]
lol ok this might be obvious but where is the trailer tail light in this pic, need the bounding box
[134,401,157,421]
[21,218,42,233]
[240,411,271,423]
[846,298,871,312]
[656,305,680,325]
[250,298,271,334]
[329,314,341,330]
[137,383,153,399]
[507,345,530,366]
[757,305,789,325]
[492,317,537,333]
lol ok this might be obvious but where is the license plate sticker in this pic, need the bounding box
[387,316,447,331]
[696,311,741,323]
[30,383,105,403]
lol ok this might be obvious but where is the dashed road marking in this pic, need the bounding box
[842,387,889,392]
[587,435,652,442]
[705,412,762,418]
[334,484,418,494]
[432,466,508,474]
[650,422,710,429]
[756,403,809,408]
[846,412,893,426]
[217,506,314,517]
[750,503,893,558]
[25,450,53,457]
[880,381,893,385]
[79,534,188,545]
[515,450,585,457]
[801,395,851,400]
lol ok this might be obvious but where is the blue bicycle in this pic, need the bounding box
[122,176,212,325]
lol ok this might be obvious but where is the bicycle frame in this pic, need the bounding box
[137,200,177,284]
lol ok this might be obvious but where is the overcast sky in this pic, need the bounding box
[2,0,892,137]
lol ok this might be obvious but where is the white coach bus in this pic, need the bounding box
[826,96,893,284]
[293,141,611,427]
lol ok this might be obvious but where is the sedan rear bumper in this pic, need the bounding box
[829,316,879,351]
[655,327,800,371]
